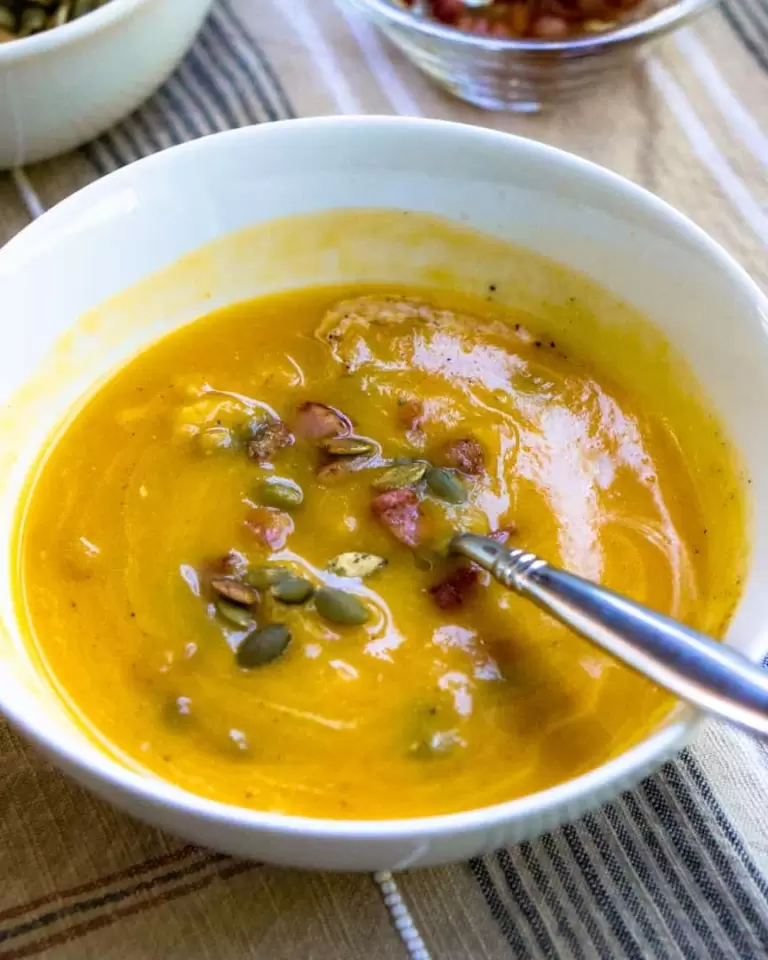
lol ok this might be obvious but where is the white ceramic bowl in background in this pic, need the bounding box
[0,0,212,168]
[1,117,767,871]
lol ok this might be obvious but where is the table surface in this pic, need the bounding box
[2,1,768,957]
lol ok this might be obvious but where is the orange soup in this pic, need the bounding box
[15,285,744,819]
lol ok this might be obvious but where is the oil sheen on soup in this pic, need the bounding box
[16,285,744,819]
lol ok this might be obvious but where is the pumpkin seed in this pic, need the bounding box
[321,437,377,457]
[245,566,290,589]
[328,552,387,579]
[0,0,107,40]
[216,597,256,629]
[211,577,259,606]
[53,0,74,25]
[19,7,46,35]
[315,588,370,626]
[372,462,427,492]
[50,2,70,27]
[426,467,467,504]
[258,478,304,510]
[272,576,314,604]
[73,0,97,17]
[236,623,291,668]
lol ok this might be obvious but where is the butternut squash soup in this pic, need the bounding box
[15,285,744,819]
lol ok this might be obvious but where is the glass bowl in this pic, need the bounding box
[343,0,715,111]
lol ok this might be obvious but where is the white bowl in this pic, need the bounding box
[0,0,212,168]
[1,117,767,871]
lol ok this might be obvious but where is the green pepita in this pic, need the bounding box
[236,623,292,668]
[50,2,71,28]
[328,552,387,579]
[245,566,291,589]
[314,588,370,626]
[372,462,427,492]
[19,7,46,36]
[272,576,314,604]
[73,0,97,18]
[258,478,304,510]
[216,597,256,629]
[211,576,259,606]
[0,0,108,42]
[426,467,467,504]
[321,437,377,457]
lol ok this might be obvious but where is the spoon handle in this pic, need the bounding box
[451,533,768,738]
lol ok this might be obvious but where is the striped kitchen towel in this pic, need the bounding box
[2,1,768,957]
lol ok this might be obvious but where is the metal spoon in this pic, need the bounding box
[451,532,768,738]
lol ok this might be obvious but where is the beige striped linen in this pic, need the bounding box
[1,1,768,957]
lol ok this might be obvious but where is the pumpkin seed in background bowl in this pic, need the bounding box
[0,0,110,42]
[18,6,46,37]
[0,0,213,166]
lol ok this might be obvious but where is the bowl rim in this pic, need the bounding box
[347,0,716,53]
[2,114,766,843]
[0,0,153,63]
